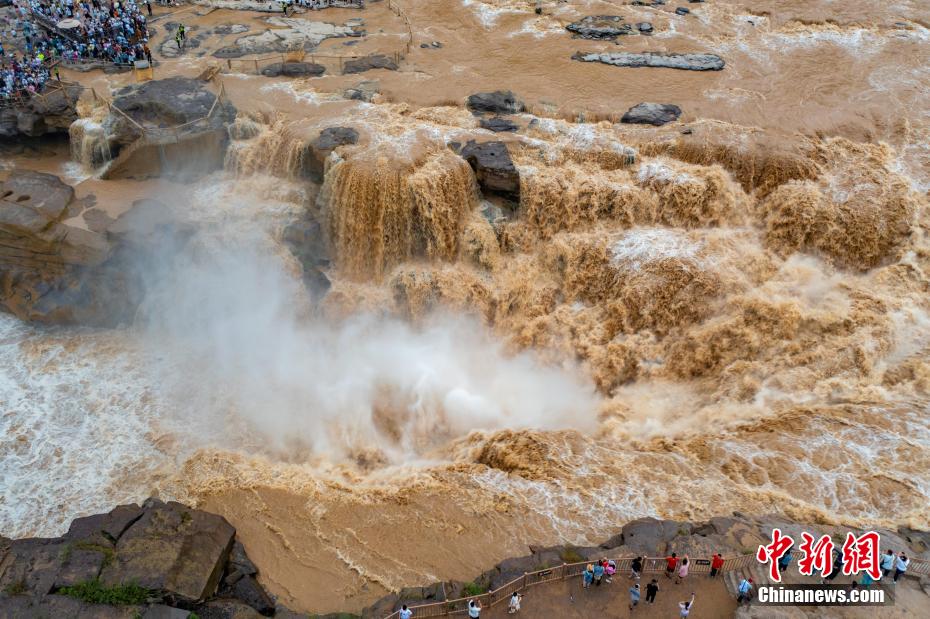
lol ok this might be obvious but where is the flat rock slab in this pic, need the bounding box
[573,51,725,70]
[621,102,682,126]
[100,500,235,602]
[0,170,74,220]
[480,117,518,132]
[566,15,633,39]
[342,54,398,74]
[260,61,325,77]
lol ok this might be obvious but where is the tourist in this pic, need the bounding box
[894,552,909,582]
[676,556,689,584]
[582,564,593,589]
[709,553,724,578]
[628,582,640,611]
[145,0,152,16]
[736,577,753,604]
[859,570,876,588]
[467,598,481,618]
[592,559,605,586]
[507,591,522,613]
[679,593,695,617]
[399,604,412,619]
[881,549,896,577]
[665,553,678,579]
[177,23,185,41]
[605,559,616,583]
[645,579,659,604]
[630,555,643,580]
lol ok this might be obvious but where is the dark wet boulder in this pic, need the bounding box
[675,7,690,15]
[480,116,518,132]
[566,15,633,39]
[620,102,682,126]
[466,90,524,115]
[301,126,359,183]
[458,140,520,199]
[342,54,398,74]
[226,575,275,616]
[260,61,325,77]
[636,22,654,34]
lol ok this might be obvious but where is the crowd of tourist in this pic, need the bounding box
[1,0,151,100]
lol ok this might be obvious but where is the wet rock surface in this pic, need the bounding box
[573,51,725,70]
[101,77,236,180]
[566,15,633,39]
[0,82,82,138]
[302,126,359,182]
[0,500,287,618]
[466,90,524,115]
[479,116,518,132]
[621,102,683,126]
[342,54,399,74]
[260,61,326,77]
[457,140,520,199]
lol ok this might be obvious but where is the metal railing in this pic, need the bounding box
[381,552,930,618]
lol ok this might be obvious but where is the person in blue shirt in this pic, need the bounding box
[629,583,640,610]
[593,561,605,586]
[582,564,594,589]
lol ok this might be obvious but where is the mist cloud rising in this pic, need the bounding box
[135,219,599,465]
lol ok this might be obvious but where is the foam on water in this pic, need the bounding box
[610,228,703,270]
[0,315,166,537]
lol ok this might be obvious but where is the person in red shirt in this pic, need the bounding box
[709,553,725,578]
[665,553,679,579]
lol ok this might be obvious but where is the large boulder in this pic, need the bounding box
[458,140,520,199]
[260,62,325,78]
[621,102,682,126]
[566,15,633,39]
[572,51,725,70]
[0,82,81,138]
[300,126,359,182]
[99,77,236,180]
[466,90,524,115]
[342,54,398,75]
[100,500,235,602]
[0,500,282,618]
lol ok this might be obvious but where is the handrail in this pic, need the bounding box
[380,552,930,618]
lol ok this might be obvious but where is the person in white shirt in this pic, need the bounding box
[679,593,695,617]
[880,549,896,577]
[468,599,482,618]
[399,604,412,619]
[508,591,522,613]
[894,553,910,582]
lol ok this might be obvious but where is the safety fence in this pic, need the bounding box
[84,80,231,144]
[223,0,412,75]
[382,553,930,618]
[0,73,76,109]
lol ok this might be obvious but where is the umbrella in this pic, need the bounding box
[57,18,81,29]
